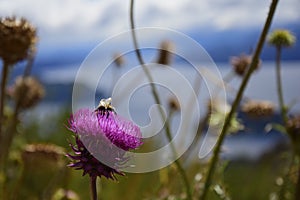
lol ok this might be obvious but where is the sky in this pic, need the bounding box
[0,0,299,63]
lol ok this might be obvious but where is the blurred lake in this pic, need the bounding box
[27,61,300,161]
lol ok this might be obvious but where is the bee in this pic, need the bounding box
[95,97,116,117]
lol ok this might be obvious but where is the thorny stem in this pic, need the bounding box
[200,0,279,199]
[90,176,98,200]
[129,0,192,199]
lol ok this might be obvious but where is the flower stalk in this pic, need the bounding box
[275,46,288,125]
[199,0,279,199]
[129,0,192,199]
[90,176,98,200]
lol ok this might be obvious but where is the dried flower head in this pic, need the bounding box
[8,76,45,109]
[0,16,37,65]
[230,54,260,76]
[268,29,296,48]
[286,115,300,155]
[156,40,175,66]
[168,97,180,111]
[67,105,142,180]
[20,144,66,199]
[22,143,65,168]
[113,53,125,67]
[241,100,274,118]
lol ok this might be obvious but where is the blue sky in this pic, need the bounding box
[1,0,299,64]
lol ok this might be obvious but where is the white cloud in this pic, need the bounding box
[0,0,299,46]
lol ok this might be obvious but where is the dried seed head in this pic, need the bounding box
[168,97,180,111]
[9,76,45,109]
[0,16,37,65]
[113,53,125,67]
[230,54,260,76]
[22,143,65,168]
[241,100,274,118]
[156,40,175,66]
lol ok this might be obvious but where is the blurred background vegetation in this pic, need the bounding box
[0,0,300,199]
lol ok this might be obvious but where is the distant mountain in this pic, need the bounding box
[32,23,300,68]
[41,81,105,106]
[189,22,300,62]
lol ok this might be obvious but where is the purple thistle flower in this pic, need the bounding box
[67,108,142,180]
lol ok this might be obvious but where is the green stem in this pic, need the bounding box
[275,46,288,124]
[90,176,98,200]
[199,0,279,199]
[129,1,192,199]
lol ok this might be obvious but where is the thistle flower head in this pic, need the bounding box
[8,76,45,109]
[67,106,142,180]
[268,29,296,48]
[0,16,37,65]
[230,54,260,76]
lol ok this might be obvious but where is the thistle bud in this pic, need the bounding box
[0,16,37,65]
[156,40,175,66]
[9,76,45,109]
[241,100,274,118]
